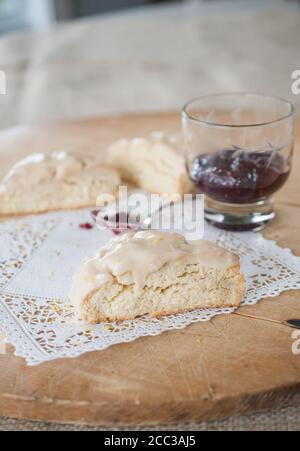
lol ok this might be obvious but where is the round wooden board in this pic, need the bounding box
[0,112,300,426]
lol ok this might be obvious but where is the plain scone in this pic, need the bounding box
[0,151,121,216]
[107,137,194,195]
[70,231,245,323]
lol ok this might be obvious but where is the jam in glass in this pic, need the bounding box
[190,148,290,204]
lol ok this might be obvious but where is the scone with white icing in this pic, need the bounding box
[107,137,193,195]
[70,231,245,323]
[0,151,121,216]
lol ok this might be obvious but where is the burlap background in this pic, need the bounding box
[1,405,300,431]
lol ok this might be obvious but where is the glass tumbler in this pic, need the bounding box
[182,94,295,231]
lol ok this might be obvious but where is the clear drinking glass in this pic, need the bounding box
[182,94,295,231]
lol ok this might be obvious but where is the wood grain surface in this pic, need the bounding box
[0,112,299,426]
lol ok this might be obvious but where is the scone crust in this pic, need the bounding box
[0,154,120,217]
[107,138,194,196]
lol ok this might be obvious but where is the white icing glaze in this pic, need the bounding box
[69,230,238,308]
[0,151,120,193]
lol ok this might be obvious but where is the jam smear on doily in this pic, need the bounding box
[79,223,94,230]
[190,149,290,204]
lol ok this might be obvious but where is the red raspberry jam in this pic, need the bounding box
[190,149,290,204]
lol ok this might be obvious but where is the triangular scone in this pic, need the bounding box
[0,151,120,216]
[107,137,194,196]
[70,231,245,323]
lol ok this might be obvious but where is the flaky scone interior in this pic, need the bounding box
[70,231,245,323]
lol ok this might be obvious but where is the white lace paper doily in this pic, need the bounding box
[0,209,300,366]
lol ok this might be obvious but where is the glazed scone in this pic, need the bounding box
[70,231,245,323]
[107,137,193,195]
[0,151,121,216]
